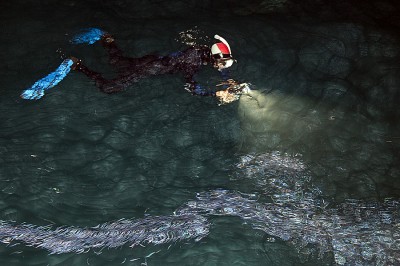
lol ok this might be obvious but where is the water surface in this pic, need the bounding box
[0,1,400,265]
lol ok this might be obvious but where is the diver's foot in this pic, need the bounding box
[102,33,115,44]
[70,56,82,70]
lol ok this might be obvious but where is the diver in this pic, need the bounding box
[21,28,249,104]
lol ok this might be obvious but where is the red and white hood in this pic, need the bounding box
[211,35,235,69]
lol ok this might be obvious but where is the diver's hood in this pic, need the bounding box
[211,35,235,69]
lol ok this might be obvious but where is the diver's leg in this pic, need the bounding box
[71,28,129,68]
[100,34,123,59]
[99,34,134,70]
[72,57,125,94]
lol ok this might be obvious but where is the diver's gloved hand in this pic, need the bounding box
[217,79,251,94]
[216,89,239,104]
[216,79,239,90]
[215,82,252,105]
[70,28,105,45]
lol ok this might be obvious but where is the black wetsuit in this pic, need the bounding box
[77,38,216,96]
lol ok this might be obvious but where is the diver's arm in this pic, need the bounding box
[184,82,216,97]
[100,34,126,59]
[183,74,216,97]
[219,68,230,81]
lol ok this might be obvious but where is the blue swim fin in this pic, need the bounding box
[70,28,105,45]
[21,58,74,100]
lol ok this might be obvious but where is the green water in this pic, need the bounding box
[0,1,399,265]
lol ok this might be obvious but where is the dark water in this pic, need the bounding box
[0,0,400,265]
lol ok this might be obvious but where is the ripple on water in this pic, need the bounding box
[103,130,133,150]
[85,125,106,142]
[89,152,124,179]
[0,207,22,221]
[113,114,138,133]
